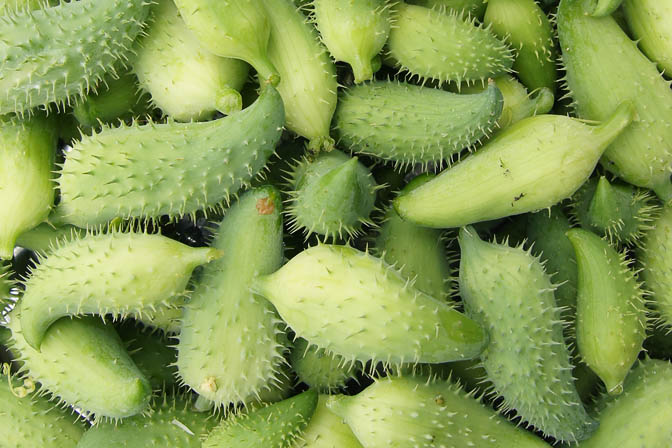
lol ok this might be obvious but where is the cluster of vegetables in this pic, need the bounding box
[1,0,672,446]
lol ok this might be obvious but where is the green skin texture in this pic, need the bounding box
[623,0,672,74]
[262,0,338,152]
[18,231,220,350]
[335,81,504,167]
[312,0,390,83]
[580,358,672,447]
[202,389,318,448]
[458,227,596,442]
[640,206,672,328]
[0,376,85,448]
[484,0,557,94]
[558,0,672,201]
[393,102,635,228]
[295,395,363,448]
[0,0,57,11]
[8,311,151,419]
[173,0,276,83]
[177,186,287,407]
[15,222,82,254]
[567,229,646,395]
[589,0,624,16]
[326,376,551,448]
[387,3,514,85]
[0,0,150,115]
[408,0,487,17]
[76,396,218,447]
[287,150,377,240]
[0,115,57,259]
[253,244,487,365]
[56,84,284,227]
[289,338,357,393]
[133,0,249,121]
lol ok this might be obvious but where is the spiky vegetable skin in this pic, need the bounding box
[173,0,276,82]
[0,115,57,259]
[202,389,318,448]
[484,0,557,93]
[623,0,672,74]
[458,227,596,442]
[262,0,337,152]
[326,376,551,448]
[335,81,503,167]
[312,0,390,83]
[295,395,363,448]
[177,187,286,407]
[15,222,82,254]
[253,244,487,365]
[19,232,220,350]
[289,338,357,393]
[640,206,672,329]
[286,150,377,240]
[0,375,85,448]
[0,0,150,115]
[393,102,634,228]
[116,322,177,389]
[558,0,672,201]
[56,84,284,227]
[387,3,514,85]
[580,358,672,447]
[133,0,249,121]
[8,310,151,419]
[567,229,647,395]
[408,0,487,17]
[76,395,218,447]
[0,0,57,11]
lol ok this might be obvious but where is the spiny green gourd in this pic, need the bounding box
[172,0,277,84]
[56,84,284,228]
[294,395,363,448]
[335,80,503,168]
[261,0,338,152]
[589,0,624,16]
[289,338,358,393]
[15,222,83,255]
[458,227,597,442]
[285,150,378,240]
[407,0,487,17]
[253,244,487,365]
[639,206,672,329]
[312,0,391,83]
[0,371,85,448]
[566,228,647,395]
[579,358,672,447]
[623,0,672,74]
[0,114,58,259]
[326,375,551,448]
[0,0,57,12]
[373,174,453,302]
[393,102,635,229]
[202,389,318,448]
[76,395,219,448]
[0,0,151,116]
[557,0,672,201]
[386,3,514,86]
[18,231,221,350]
[133,0,249,121]
[570,176,660,245]
[7,309,152,419]
[483,0,557,94]
[177,186,287,407]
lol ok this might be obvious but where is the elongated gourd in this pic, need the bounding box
[567,228,647,395]
[289,338,358,393]
[8,309,151,419]
[623,0,672,74]
[56,84,284,227]
[335,81,503,167]
[18,231,221,350]
[387,3,514,85]
[558,0,672,201]
[0,0,57,11]
[0,0,150,115]
[173,0,276,83]
[640,206,672,329]
[133,0,249,121]
[262,0,338,152]
[177,187,287,407]
[253,244,487,365]
[295,395,363,448]
[393,102,634,228]
[312,0,391,83]
[458,227,596,442]
[0,115,57,259]
[326,376,551,448]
